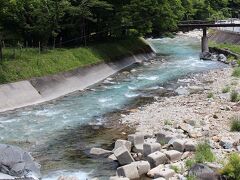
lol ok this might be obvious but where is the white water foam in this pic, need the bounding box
[124,92,139,98]
[137,75,159,81]
[42,170,90,180]
[98,98,112,103]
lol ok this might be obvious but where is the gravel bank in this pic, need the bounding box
[121,67,240,159]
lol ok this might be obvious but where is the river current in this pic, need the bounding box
[0,33,226,179]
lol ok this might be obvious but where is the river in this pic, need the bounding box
[0,32,226,179]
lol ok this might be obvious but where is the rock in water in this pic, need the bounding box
[0,144,41,179]
[200,52,214,60]
[217,54,227,63]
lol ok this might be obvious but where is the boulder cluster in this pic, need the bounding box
[0,144,41,180]
[90,131,197,180]
[90,113,240,180]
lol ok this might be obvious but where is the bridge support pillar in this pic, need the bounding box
[201,28,209,53]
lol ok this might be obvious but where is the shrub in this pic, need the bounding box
[230,116,240,132]
[222,86,230,93]
[185,159,196,169]
[195,142,215,163]
[207,92,214,98]
[164,119,173,126]
[232,67,240,77]
[170,165,180,173]
[187,175,197,180]
[220,153,240,180]
[230,90,240,102]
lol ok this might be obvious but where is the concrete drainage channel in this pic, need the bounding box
[0,51,155,113]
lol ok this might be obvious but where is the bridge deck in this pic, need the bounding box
[179,23,240,28]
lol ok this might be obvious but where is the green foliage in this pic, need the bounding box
[209,42,240,55]
[170,165,180,173]
[187,175,197,180]
[195,142,215,163]
[185,159,196,169]
[0,38,147,84]
[222,86,231,93]
[164,120,173,126]
[230,90,240,102]
[232,67,240,78]
[220,153,240,180]
[230,116,240,132]
[207,92,214,98]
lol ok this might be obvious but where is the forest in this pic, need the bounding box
[0,0,239,48]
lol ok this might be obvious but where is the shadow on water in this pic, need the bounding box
[34,117,134,178]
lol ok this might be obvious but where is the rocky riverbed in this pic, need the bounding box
[88,67,240,180]
[107,67,240,179]
[122,68,240,139]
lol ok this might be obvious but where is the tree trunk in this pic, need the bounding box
[0,40,2,61]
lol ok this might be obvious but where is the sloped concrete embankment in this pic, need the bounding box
[0,49,155,113]
[209,29,240,44]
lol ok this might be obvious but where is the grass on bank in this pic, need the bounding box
[230,116,240,132]
[0,38,149,84]
[209,42,240,55]
[209,41,240,78]
[232,67,240,77]
[185,141,215,169]
[230,90,240,102]
[220,153,240,180]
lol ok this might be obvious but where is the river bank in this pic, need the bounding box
[0,31,234,180]
[116,66,240,179]
[103,31,240,179]
[0,39,155,113]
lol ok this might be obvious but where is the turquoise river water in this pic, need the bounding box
[0,34,226,179]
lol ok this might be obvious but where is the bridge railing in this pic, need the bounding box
[179,20,215,25]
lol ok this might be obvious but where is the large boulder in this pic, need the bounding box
[113,140,132,152]
[114,146,134,165]
[117,164,140,179]
[147,151,168,168]
[188,163,221,180]
[217,54,227,63]
[89,148,112,158]
[0,144,41,179]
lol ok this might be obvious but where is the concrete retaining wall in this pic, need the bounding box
[209,29,240,44]
[0,49,155,112]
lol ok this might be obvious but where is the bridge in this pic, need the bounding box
[178,20,240,53]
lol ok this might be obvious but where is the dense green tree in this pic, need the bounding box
[0,0,238,48]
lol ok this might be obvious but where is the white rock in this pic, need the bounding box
[113,140,132,152]
[156,131,179,145]
[147,166,175,179]
[117,164,140,179]
[147,165,164,178]
[128,134,144,146]
[172,139,186,152]
[185,140,196,152]
[90,148,112,157]
[132,144,143,153]
[131,161,151,176]
[0,173,15,180]
[157,168,175,179]
[147,151,168,168]
[108,154,117,161]
[143,142,161,156]
[165,150,182,162]
[114,146,134,165]
[109,176,130,180]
